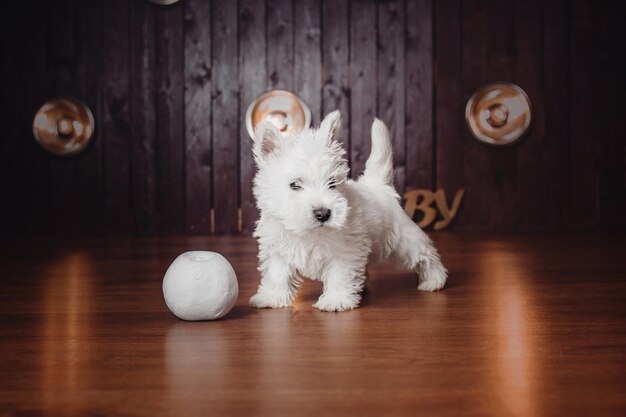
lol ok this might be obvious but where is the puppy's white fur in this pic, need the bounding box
[250,111,447,312]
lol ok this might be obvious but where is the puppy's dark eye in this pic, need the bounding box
[290,182,302,191]
[328,180,338,189]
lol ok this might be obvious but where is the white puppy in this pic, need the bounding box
[250,110,447,312]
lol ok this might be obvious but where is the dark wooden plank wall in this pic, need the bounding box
[184,0,212,234]
[212,0,239,234]
[406,0,433,190]
[47,0,78,236]
[104,0,132,235]
[130,0,158,235]
[378,0,407,192]
[570,0,625,231]
[156,6,185,235]
[434,0,625,231]
[350,0,376,179]
[322,0,351,165]
[1,0,624,236]
[239,0,266,235]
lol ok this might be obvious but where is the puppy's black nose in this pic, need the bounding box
[313,208,331,223]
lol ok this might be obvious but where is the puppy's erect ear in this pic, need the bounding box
[253,122,282,162]
[318,110,341,144]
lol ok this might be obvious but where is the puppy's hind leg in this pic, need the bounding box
[392,218,447,292]
[415,246,447,292]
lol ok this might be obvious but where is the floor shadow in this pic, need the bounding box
[219,305,252,321]
[363,267,456,308]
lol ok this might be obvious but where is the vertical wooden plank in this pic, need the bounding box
[458,0,489,230]
[130,0,158,235]
[513,0,545,230]
[570,0,625,231]
[460,0,516,230]
[435,0,464,226]
[322,0,350,153]
[267,0,293,91]
[0,2,16,235]
[484,0,517,229]
[349,0,376,178]
[2,2,22,235]
[28,1,51,237]
[240,0,267,235]
[540,0,569,230]
[184,0,213,234]
[597,0,626,230]
[48,0,78,236]
[294,0,322,124]
[74,0,104,235]
[12,1,51,236]
[405,0,433,190]
[482,0,516,230]
[212,0,239,234]
[103,0,132,235]
[570,0,598,229]
[155,4,185,235]
[378,0,406,193]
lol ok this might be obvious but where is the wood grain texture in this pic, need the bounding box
[47,0,78,236]
[0,4,16,235]
[514,0,545,230]
[212,0,239,234]
[484,0,517,229]
[1,233,625,416]
[349,0,376,178]
[460,0,518,230]
[294,0,322,125]
[156,5,185,235]
[184,0,213,234]
[322,0,350,156]
[570,0,598,229]
[435,0,464,218]
[239,0,266,235]
[1,0,624,235]
[595,0,625,230]
[12,1,50,236]
[538,0,569,229]
[130,0,158,235]
[459,0,491,230]
[103,0,132,235]
[405,0,433,191]
[73,0,103,236]
[378,0,406,193]
[267,0,293,91]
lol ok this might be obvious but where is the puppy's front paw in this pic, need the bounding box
[417,267,447,292]
[249,290,292,309]
[313,291,360,312]
[417,280,445,292]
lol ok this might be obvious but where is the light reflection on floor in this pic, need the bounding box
[165,322,230,415]
[479,241,538,416]
[41,251,94,413]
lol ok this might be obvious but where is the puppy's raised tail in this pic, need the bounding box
[362,118,394,185]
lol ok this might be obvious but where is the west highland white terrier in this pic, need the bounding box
[249,110,447,312]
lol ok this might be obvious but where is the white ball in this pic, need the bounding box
[162,251,239,321]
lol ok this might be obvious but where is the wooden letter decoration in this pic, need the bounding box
[403,190,438,228]
[403,189,466,230]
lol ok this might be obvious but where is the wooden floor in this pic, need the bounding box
[1,233,625,417]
